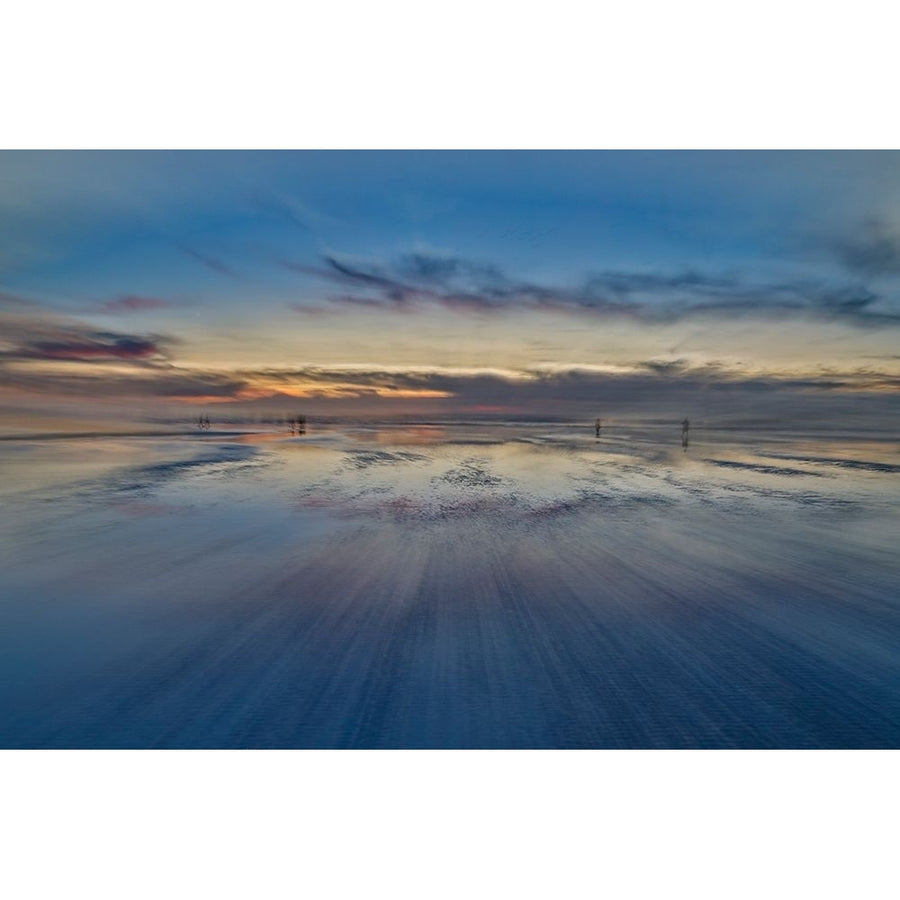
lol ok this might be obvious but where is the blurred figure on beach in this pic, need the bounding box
[681,418,690,450]
[595,417,602,438]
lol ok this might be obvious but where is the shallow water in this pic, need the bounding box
[2,423,899,747]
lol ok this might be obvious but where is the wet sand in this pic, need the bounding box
[1,424,899,747]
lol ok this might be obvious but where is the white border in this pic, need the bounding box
[2,3,897,898]
[3,1,899,148]
[1,751,896,899]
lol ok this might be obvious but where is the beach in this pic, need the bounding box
[2,422,899,748]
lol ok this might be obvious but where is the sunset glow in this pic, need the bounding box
[3,151,900,432]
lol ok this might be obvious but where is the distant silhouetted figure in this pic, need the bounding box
[681,418,690,450]
[595,417,602,438]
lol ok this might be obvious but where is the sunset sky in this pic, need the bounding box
[3,150,900,429]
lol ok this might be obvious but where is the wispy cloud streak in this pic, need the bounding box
[0,315,170,363]
[283,250,900,326]
[831,218,900,277]
[177,243,239,278]
[100,296,175,314]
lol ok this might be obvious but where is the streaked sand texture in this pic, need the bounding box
[1,423,899,748]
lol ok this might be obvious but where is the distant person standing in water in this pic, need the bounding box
[595,417,602,438]
[681,418,690,450]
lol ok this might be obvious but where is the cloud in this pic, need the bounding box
[284,249,900,326]
[100,295,174,313]
[234,361,900,416]
[253,191,343,235]
[0,290,37,308]
[1,366,248,399]
[0,308,249,404]
[0,312,172,364]
[177,243,238,278]
[0,308,246,406]
[832,218,900,277]
[4,343,898,420]
[13,332,165,362]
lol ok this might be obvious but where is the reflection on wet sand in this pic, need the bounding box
[1,423,899,748]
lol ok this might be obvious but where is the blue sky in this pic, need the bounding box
[2,150,900,426]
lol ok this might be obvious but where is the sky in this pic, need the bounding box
[3,150,900,430]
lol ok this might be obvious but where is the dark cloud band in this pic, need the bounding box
[283,250,900,326]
